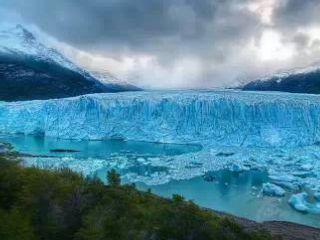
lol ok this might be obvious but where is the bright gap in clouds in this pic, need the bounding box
[30,0,316,89]
[247,0,278,25]
[257,29,294,61]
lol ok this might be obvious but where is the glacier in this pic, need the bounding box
[1,90,320,210]
[1,90,320,147]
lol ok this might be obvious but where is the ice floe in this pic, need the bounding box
[288,193,309,213]
[261,183,285,197]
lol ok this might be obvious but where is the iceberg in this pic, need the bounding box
[261,183,285,197]
[228,163,250,173]
[1,90,320,147]
[267,171,301,190]
[288,192,320,214]
[288,192,309,213]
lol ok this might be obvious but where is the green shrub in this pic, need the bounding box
[0,208,37,240]
[0,156,279,240]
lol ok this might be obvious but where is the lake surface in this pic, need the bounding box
[0,135,201,158]
[138,171,320,228]
[1,134,320,228]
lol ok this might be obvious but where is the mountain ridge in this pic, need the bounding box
[0,24,140,101]
[241,62,320,94]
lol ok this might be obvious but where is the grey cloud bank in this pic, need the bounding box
[1,0,320,88]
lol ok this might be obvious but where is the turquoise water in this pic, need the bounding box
[1,135,320,228]
[137,170,320,228]
[0,135,201,159]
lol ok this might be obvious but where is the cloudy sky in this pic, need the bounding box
[1,0,320,88]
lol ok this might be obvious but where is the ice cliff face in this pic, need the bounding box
[1,90,320,148]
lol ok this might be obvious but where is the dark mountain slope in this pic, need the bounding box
[0,25,140,101]
[241,64,320,94]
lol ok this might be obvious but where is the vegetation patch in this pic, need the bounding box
[0,151,280,240]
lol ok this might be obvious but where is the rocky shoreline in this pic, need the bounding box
[214,210,320,240]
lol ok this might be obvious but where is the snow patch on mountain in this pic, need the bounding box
[250,64,320,84]
[90,70,141,90]
[0,24,141,101]
[0,24,83,75]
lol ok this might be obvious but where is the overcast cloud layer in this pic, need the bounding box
[1,0,320,88]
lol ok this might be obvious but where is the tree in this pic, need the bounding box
[0,208,37,240]
[172,194,184,204]
[107,169,121,187]
[0,156,278,240]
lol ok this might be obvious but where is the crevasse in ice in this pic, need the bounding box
[1,90,320,147]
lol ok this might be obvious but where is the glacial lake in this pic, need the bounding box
[1,135,320,229]
[0,135,201,158]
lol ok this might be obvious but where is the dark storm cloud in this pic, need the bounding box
[272,0,320,60]
[273,0,320,29]
[2,0,179,45]
[1,0,320,88]
[293,33,310,50]
[0,0,257,57]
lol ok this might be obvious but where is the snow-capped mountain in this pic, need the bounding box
[241,63,320,94]
[90,70,141,92]
[0,24,140,101]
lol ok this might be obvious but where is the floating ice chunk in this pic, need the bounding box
[148,157,161,161]
[273,181,299,191]
[269,172,296,182]
[288,192,309,213]
[137,158,147,164]
[292,171,311,178]
[300,164,313,171]
[268,171,300,190]
[288,192,320,214]
[228,163,249,173]
[262,183,285,197]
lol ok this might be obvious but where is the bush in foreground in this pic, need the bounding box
[0,156,280,240]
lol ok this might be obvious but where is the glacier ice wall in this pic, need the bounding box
[1,90,320,147]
